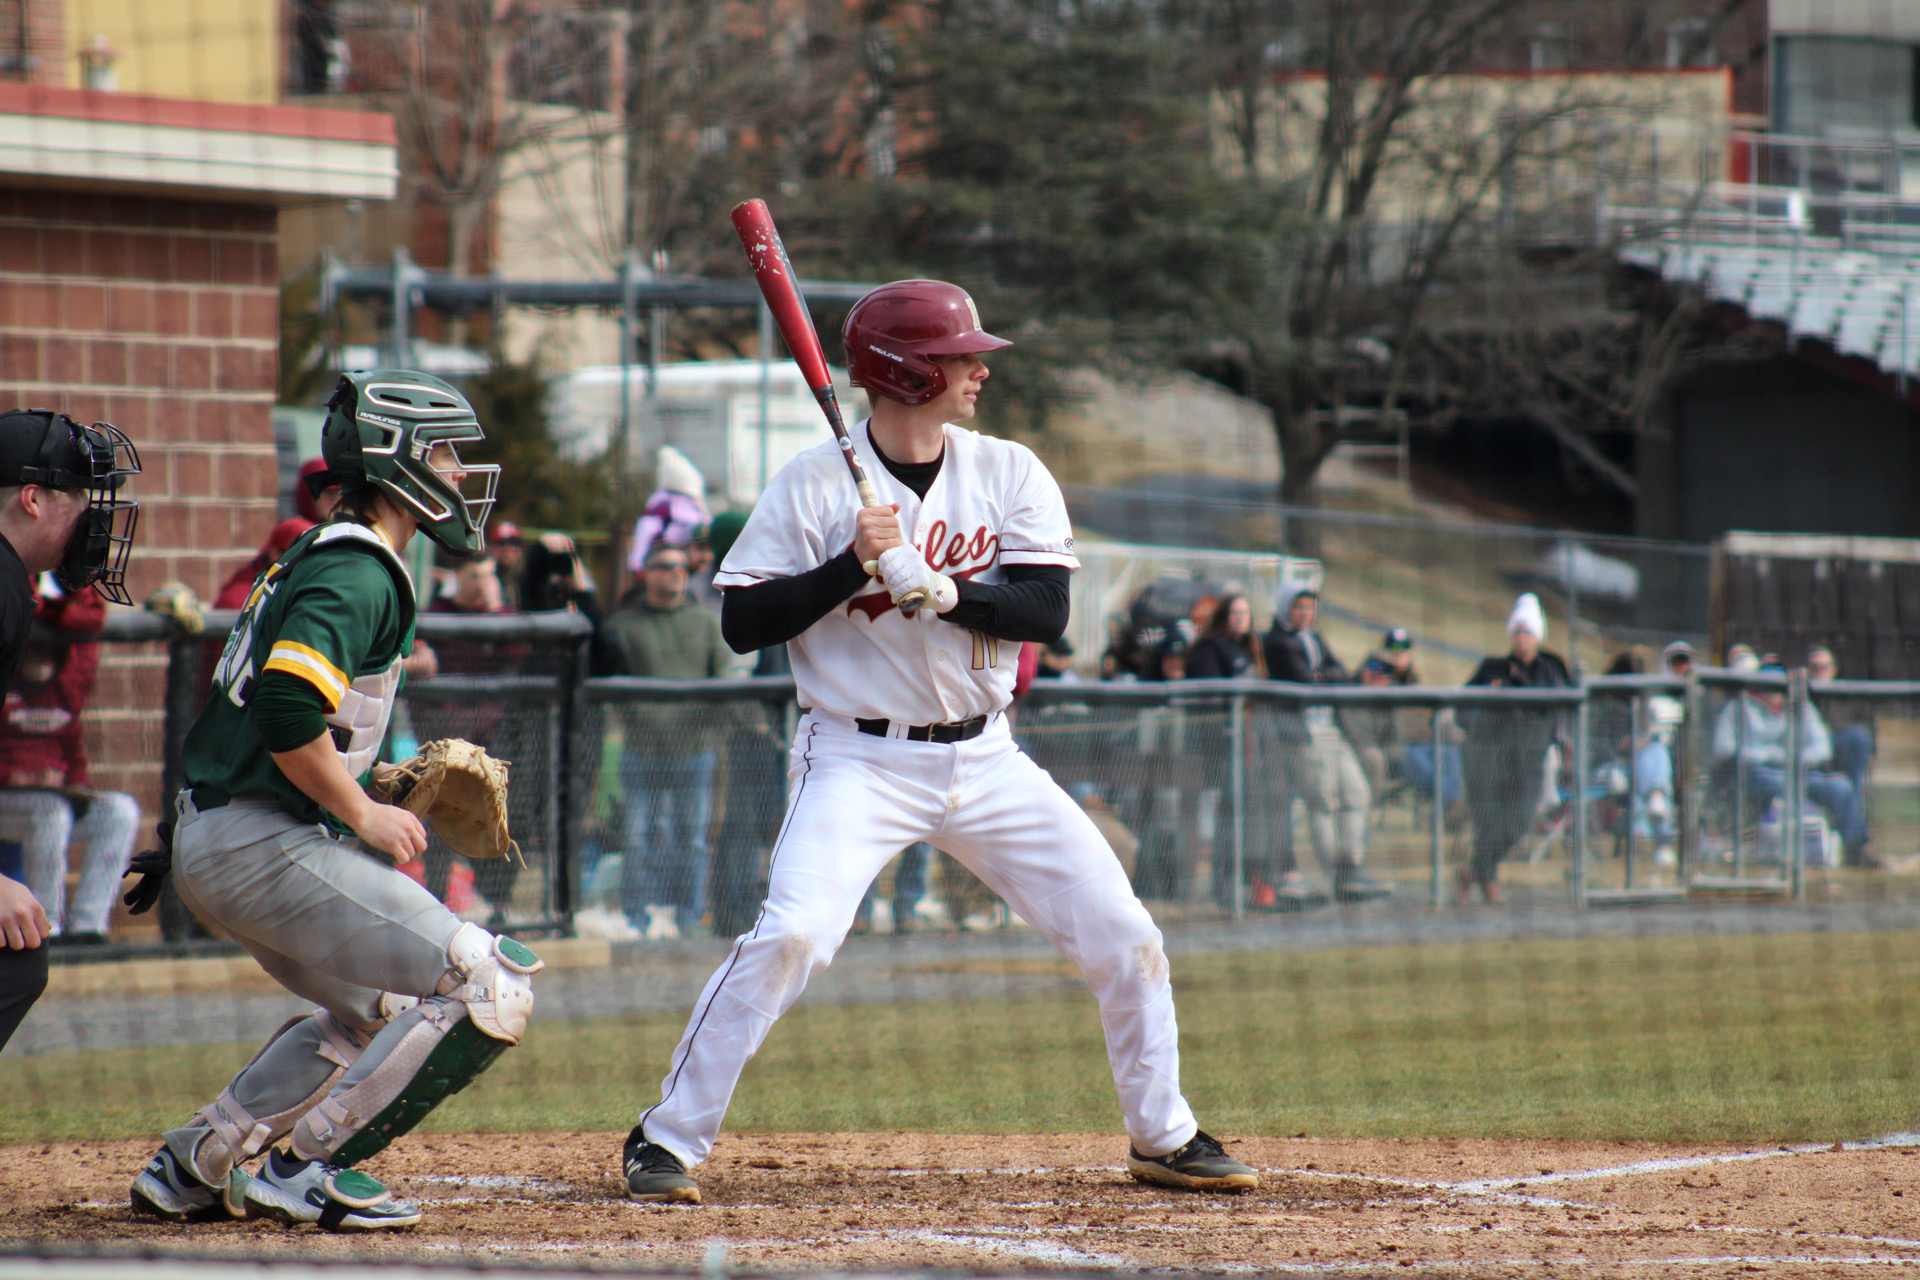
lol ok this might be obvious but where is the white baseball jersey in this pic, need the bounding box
[644,416,1203,1174]
[714,418,1078,725]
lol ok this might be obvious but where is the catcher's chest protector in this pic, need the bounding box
[329,664,402,779]
[212,522,413,779]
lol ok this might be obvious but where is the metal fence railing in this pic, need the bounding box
[56,610,592,943]
[35,611,1920,952]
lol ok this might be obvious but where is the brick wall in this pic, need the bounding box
[0,190,281,598]
[0,190,282,886]
[9,0,64,86]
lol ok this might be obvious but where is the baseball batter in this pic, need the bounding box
[621,281,1256,1203]
[128,372,541,1233]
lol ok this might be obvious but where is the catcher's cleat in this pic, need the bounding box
[130,1143,249,1223]
[243,1149,421,1232]
[1127,1129,1259,1193]
[624,1130,701,1204]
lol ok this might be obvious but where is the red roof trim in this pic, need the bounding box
[0,82,395,145]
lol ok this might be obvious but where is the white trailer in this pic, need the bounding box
[549,360,868,507]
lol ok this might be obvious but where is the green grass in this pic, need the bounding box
[9,930,1920,1146]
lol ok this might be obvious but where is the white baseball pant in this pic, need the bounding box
[0,789,141,936]
[640,712,1199,1167]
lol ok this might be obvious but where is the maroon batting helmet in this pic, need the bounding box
[842,280,1012,407]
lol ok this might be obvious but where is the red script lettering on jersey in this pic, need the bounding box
[847,521,998,622]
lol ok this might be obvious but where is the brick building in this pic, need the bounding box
[0,81,394,865]
[0,82,396,595]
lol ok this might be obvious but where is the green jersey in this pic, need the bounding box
[183,522,417,828]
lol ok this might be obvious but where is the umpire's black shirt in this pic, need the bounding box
[0,533,33,694]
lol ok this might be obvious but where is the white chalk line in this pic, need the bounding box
[412,1173,578,1192]
[1446,1131,1920,1195]
[93,1135,1920,1273]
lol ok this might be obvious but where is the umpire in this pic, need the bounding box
[0,409,142,1050]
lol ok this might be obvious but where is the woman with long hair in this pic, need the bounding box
[1185,593,1266,679]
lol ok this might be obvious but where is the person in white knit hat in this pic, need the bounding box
[627,447,710,578]
[1457,592,1571,904]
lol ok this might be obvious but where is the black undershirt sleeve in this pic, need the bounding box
[253,670,332,753]
[942,564,1070,644]
[721,557,1071,652]
[720,436,1071,652]
[720,548,870,654]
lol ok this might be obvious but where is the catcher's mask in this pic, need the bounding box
[0,408,142,605]
[317,371,500,555]
[842,280,1011,407]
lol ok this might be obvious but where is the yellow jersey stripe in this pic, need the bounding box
[263,644,349,707]
[268,640,349,690]
[261,655,345,711]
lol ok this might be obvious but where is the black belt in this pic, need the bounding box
[189,787,230,811]
[856,715,988,744]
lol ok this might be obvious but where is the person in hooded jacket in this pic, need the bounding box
[1457,593,1572,904]
[1260,583,1391,904]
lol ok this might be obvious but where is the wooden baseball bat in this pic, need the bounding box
[729,198,924,614]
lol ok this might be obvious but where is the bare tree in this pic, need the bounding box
[618,1,873,276]
[1189,0,1726,537]
[347,0,605,286]
[1416,254,1770,502]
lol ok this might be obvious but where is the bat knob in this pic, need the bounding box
[862,559,880,577]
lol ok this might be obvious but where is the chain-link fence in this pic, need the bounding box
[38,611,1920,956]
[38,610,590,948]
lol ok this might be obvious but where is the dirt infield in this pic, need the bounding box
[7,1131,1920,1275]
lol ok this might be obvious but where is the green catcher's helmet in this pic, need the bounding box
[319,370,500,554]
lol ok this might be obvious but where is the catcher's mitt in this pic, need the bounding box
[369,739,521,864]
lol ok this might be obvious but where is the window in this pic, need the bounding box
[1530,23,1576,73]
[1775,35,1920,137]
[1666,18,1714,69]
[290,0,349,95]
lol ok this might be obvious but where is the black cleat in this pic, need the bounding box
[624,1129,701,1204]
[1127,1128,1258,1192]
[130,1144,247,1223]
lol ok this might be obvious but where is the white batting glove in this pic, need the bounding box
[877,544,959,614]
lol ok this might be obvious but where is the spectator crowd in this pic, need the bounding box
[4,439,1900,951]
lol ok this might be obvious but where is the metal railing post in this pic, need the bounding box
[1623,694,1640,889]
[389,246,416,367]
[1572,691,1590,910]
[1430,708,1445,908]
[159,631,200,814]
[1732,687,1747,878]
[1681,673,1702,881]
[553,628,589,925]
[1228,694,1246,922]
[1786,669,1805,900]
[158,629,206,940]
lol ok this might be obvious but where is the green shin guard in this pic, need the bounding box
[330,1017,509,1168]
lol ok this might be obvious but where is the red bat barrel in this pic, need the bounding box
[730,199,834,396]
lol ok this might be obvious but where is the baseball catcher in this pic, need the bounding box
[128,371,539,1232]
